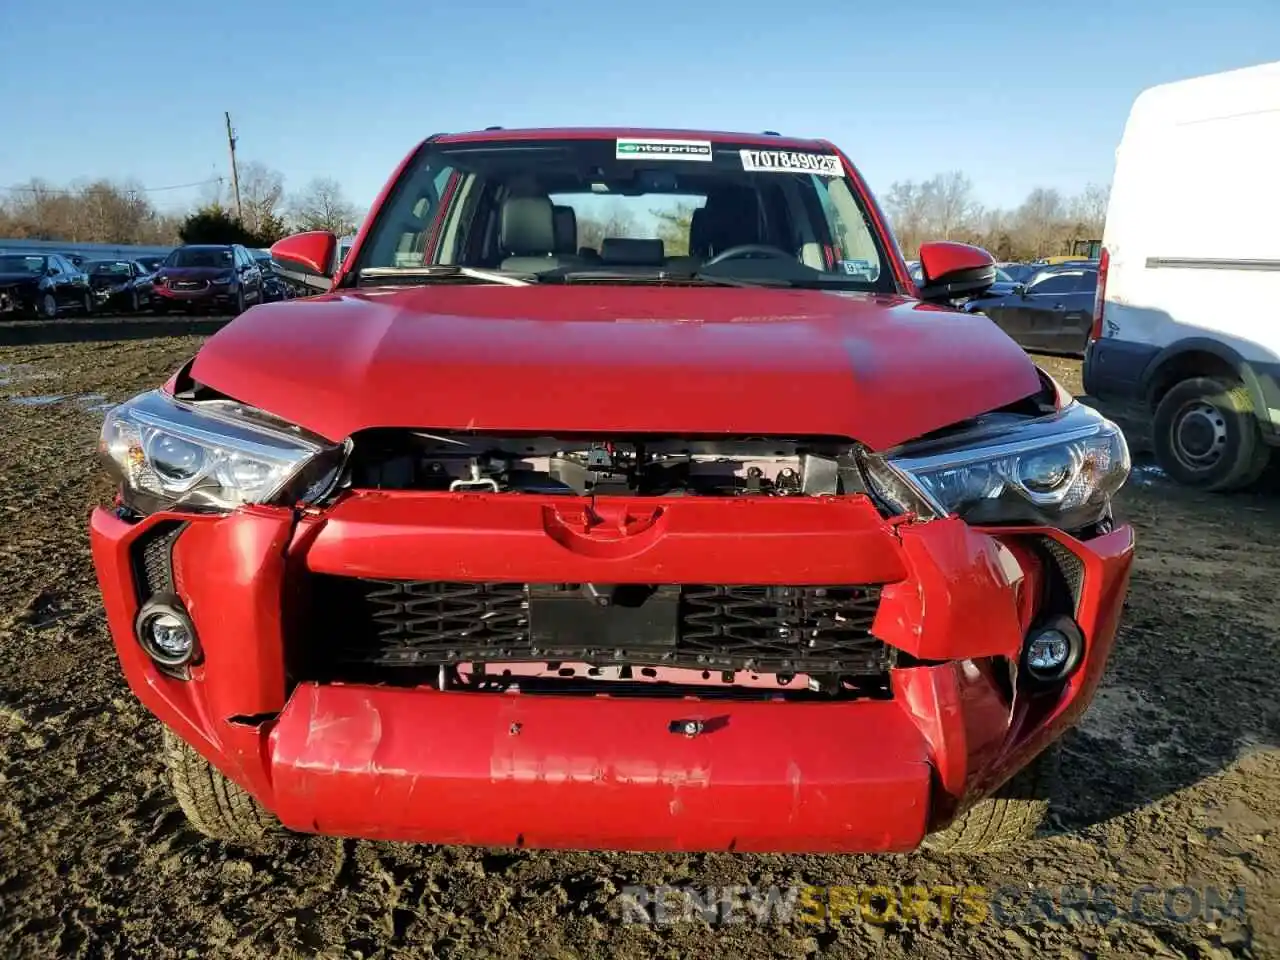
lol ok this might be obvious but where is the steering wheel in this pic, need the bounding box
[702,244,795,267]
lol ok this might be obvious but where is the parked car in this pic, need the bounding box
[251,251,294,303]
[84,259,155,313]
[965,263,1098,357]
[151,244,263,314]
[92,126,1134,855]
[1085,59,1280,491]
[996,262,1038,284]
[0,252,94,318]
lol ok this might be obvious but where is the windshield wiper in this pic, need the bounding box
[558,270,792,288]
[358,266,535,287]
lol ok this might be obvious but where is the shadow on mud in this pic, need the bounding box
[1050,470,1280,832]
[0,317,230,347]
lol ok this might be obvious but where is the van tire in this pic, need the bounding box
[1152,377,1269,491]
[162,728,280,842]
[922,744,1059,854]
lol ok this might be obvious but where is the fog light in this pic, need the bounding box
[135,596,198,668]
[1027,630,1069,671]
[1021,616,1084,684]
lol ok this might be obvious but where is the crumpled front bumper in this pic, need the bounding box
[90,492,1134,852]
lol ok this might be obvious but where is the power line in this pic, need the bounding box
[0,176,225,196]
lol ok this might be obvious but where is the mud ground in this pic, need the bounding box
[1,338,1277,959]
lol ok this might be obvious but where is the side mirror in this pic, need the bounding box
[1014,283,1027,297]
[271,231,337,293]
[915,241,996,303]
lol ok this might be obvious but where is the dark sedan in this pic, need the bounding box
[964,264,1098,357]
[84,259,155,313]
[0,253,95,318]
[995,262,1038,284]
[251,250,295,302]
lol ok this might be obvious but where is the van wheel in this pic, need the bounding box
[1152,377,1270,491]
[922,744,1059,854]
[162,728,280,842]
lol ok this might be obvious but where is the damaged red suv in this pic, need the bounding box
[91,128,1134,853]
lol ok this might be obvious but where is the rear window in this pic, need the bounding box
[87,261,132,276]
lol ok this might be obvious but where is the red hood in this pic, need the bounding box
[189,285,1043,450]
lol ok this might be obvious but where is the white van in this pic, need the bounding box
[1083,60,1280,491]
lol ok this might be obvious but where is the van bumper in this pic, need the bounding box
[1082,338,1157,401]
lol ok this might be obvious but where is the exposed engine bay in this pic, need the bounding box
[347,431,868,497]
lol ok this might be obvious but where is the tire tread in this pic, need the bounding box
[162,728,278,842]
[922,745,1058,854]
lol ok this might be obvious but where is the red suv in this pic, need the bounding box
[91,128,1134,853]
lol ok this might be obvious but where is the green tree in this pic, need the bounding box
[651,202,699,256]
[178,203,277,247]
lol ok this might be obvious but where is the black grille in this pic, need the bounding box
[1031,536,1085,613]
[307,578,887,678]
[681,585,883,672]
[130,522,186,601]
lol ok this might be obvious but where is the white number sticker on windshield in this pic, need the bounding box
[739,149,842,177]
[616,139,713,161]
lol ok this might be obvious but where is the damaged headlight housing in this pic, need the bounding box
[861,401,1130,529]
[99,389,345,514]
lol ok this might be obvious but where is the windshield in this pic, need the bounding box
[166,246,233,268]
[352,136,893,290]
[87,260,131,276]
[0,255,46,274]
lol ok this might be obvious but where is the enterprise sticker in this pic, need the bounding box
[740,149,842,176]
[616,138,713,161]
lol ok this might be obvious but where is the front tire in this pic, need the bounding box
[1152,376,1270,491]
[234,286,246,315]
[162,728,280,842]
[82,292,94,316]
[922,744,1059,854]
[39,293,57,318]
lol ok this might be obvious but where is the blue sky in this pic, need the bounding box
[1,0,1276,215]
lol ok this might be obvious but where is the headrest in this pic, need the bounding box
[697,189,762,253]
[500,197,556,256]
[688,207,709,257]
[600,237,666,266]
[552,205,578,254]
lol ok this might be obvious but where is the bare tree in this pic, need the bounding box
[577,206,638,252]
[1068,182,1110,237]
[928,171,975,241]
[235,162,286,239]
[0,177,180,244]
[883,181,932,258]
[288,177,359,234]
[1013,188,1067,259]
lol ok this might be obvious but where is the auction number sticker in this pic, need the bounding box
[740,149,842,176]
[616,138,713,161]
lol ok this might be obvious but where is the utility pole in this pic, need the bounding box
[224,111,243,222]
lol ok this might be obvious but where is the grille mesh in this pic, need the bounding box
[307,578,887,678]
[131,522,185,600]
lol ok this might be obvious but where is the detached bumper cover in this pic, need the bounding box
[90,493,1135,852]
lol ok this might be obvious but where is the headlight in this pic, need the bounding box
[99,389,345,514]
[860,401,1130,529]
[210,274,233,286]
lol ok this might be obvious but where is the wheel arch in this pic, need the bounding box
[1140,337,1275,432]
